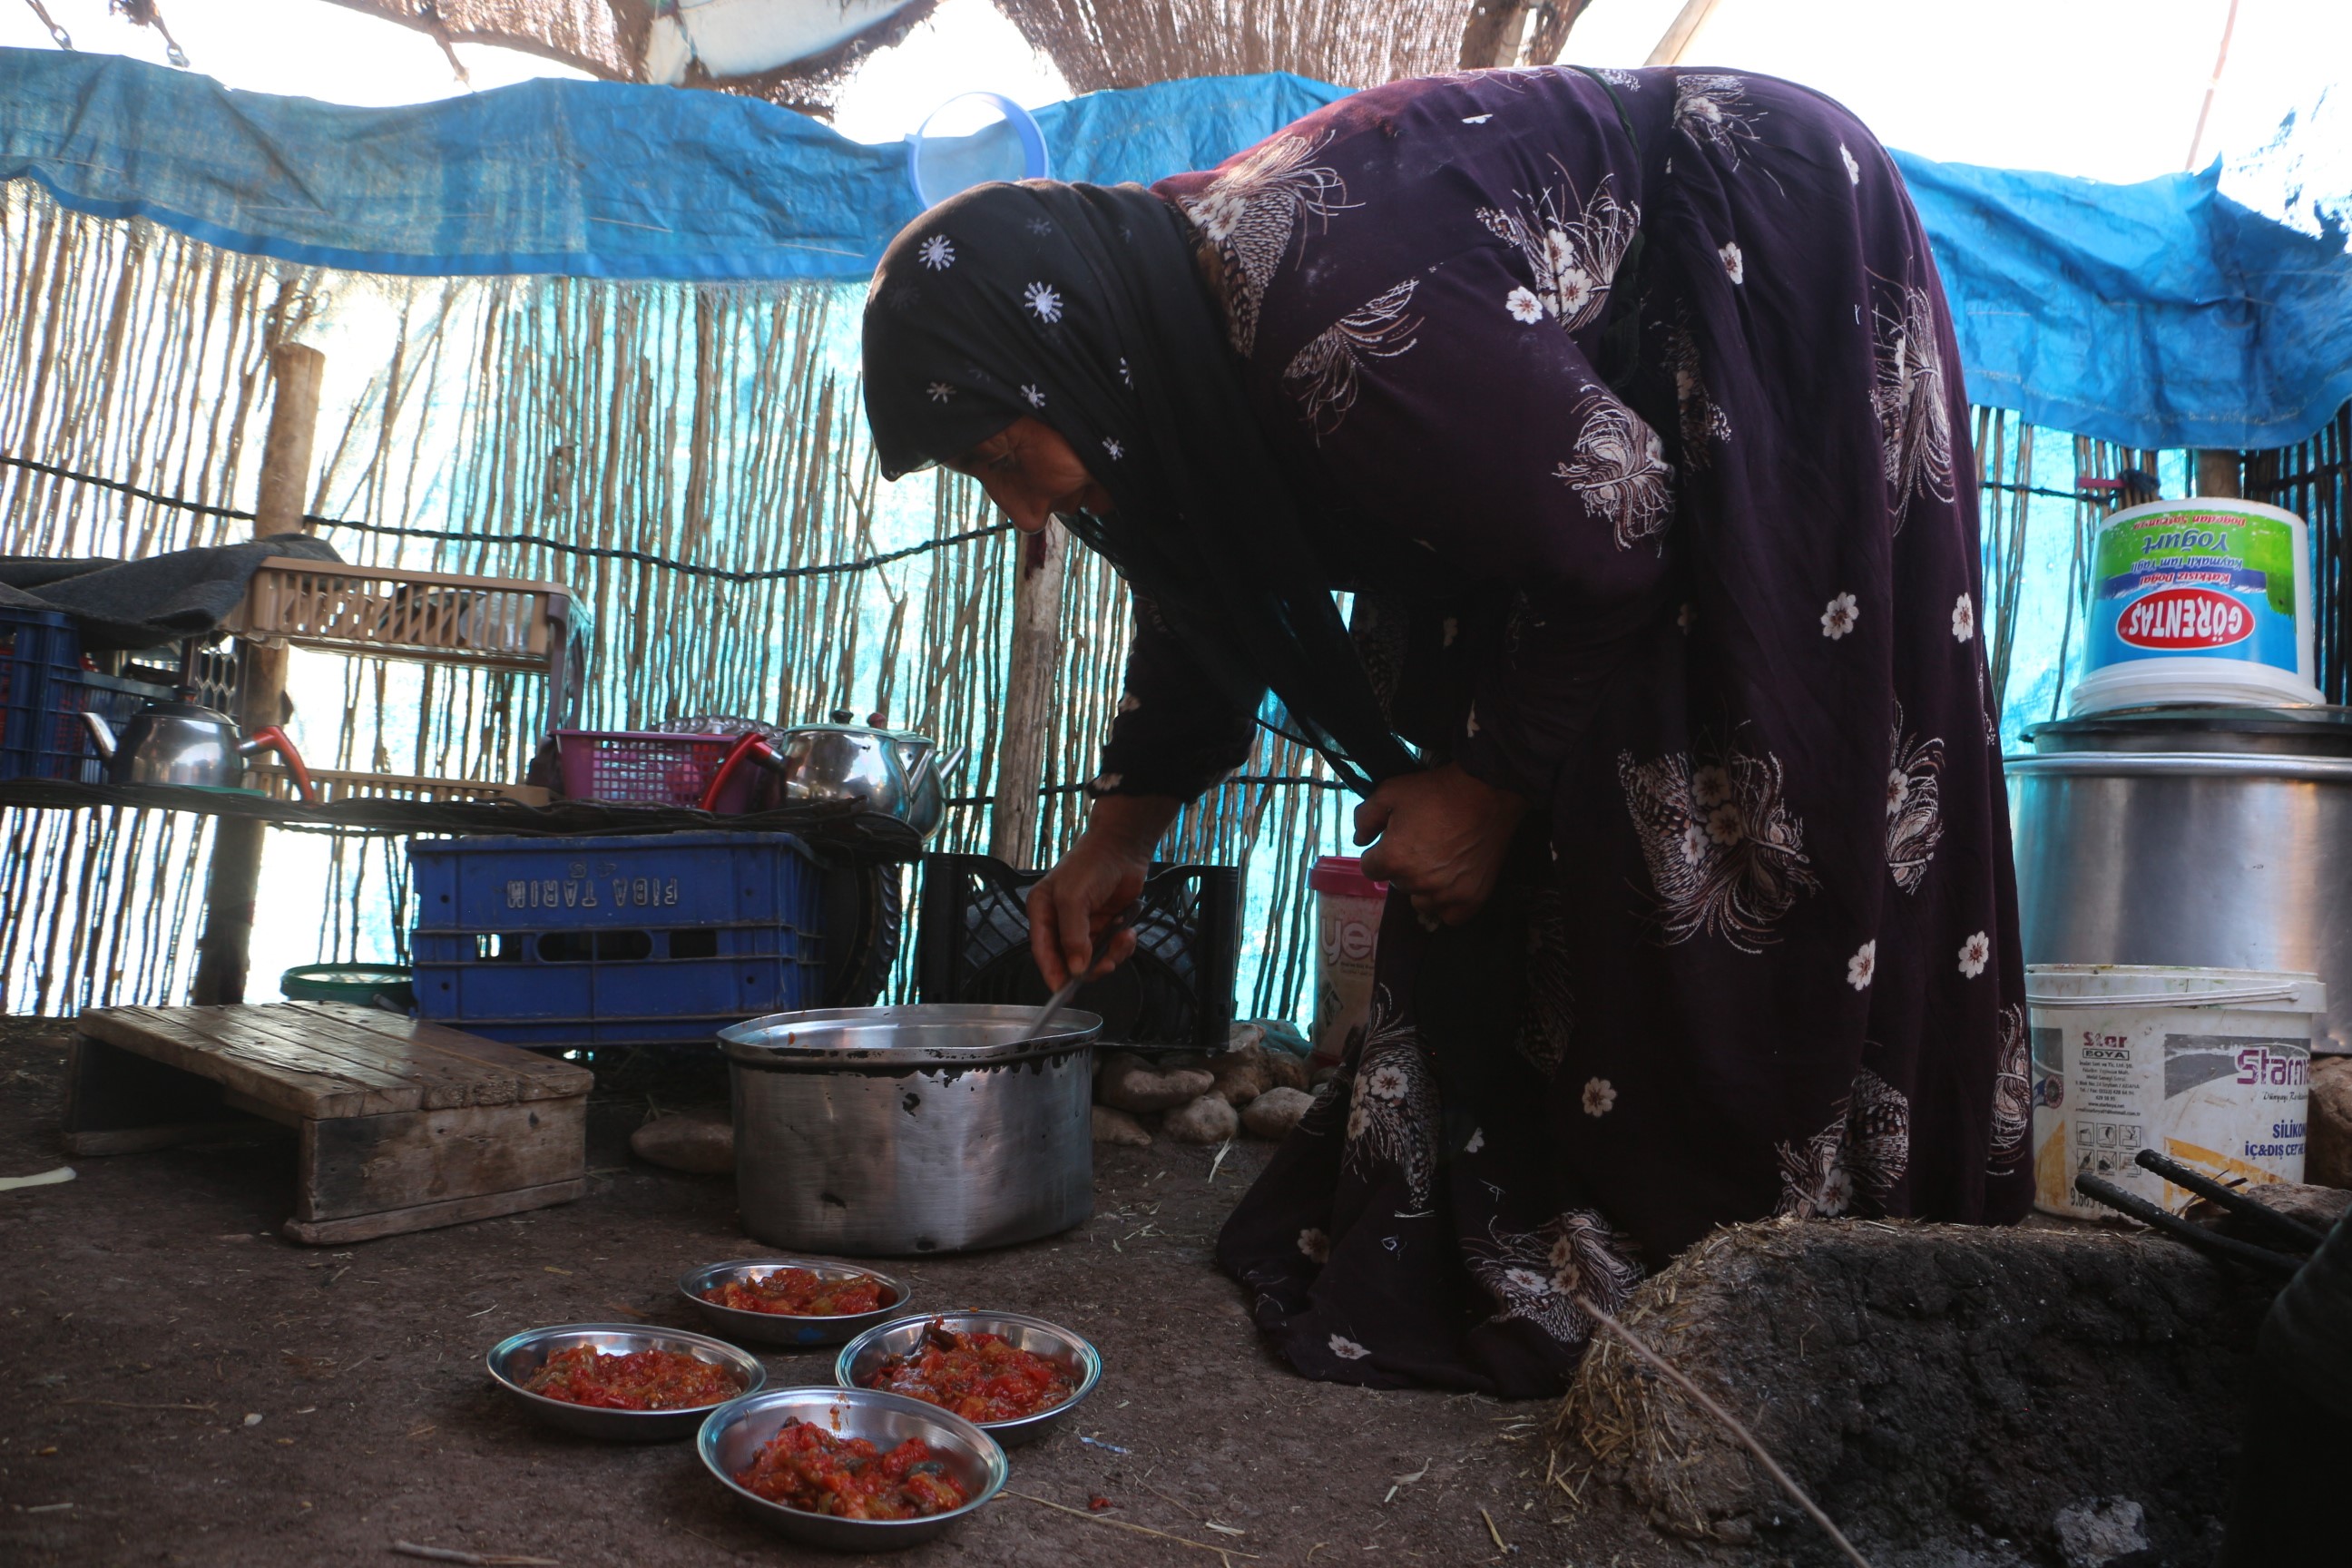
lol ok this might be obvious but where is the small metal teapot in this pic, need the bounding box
[701,710,964,836]
[83,701,317,800]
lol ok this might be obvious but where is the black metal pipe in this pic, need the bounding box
[2132,1149,2330,1252]
[2073,1174,2306,1275]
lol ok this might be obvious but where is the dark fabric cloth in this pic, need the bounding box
[1103,65,2028,1398]
[0,536,342,650]
[2222,1204,2352,1564]
[859,180,1412,794]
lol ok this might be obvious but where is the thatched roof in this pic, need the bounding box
[316,0,941,116]
[314,1,1592,115]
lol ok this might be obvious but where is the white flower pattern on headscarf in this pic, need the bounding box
[1989,1004,2031,1173]
[1465,1210,1645,1350]
[1181,132,1351,356]
[1340,986,1441,1209]
[1475,172,1639,335]
[1674,74,1766,170]
[917,233,955,270]
[1022,281,1063,323]
[1620,740,1818,951]
[1776,1068,1911,1219]
[1282,279,1423,439]
[1957,932,1990,978]
[1555,392,1672,550]
[1666,306,1731,467]
[1886,706,1945,894]
[1871,275,1956,531]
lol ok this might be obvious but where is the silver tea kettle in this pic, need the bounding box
[83,701,318,801]
[700,710,965,836]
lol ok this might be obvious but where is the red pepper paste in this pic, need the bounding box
[735,1419,970,1520]
[521,1344,741,1410]
[858,1321,1075,1424]
[701,1267,891,1318]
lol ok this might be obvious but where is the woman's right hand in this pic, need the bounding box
[1025,794,1177,989]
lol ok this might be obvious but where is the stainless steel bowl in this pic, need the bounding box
[697,1386,1006,1551]
[833,1311,1102,1448]
[485,1323,766,1441]
[679,1259,910,1348]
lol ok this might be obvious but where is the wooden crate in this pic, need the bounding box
[221,558,578,674]
[64,1001,593,1245]
[243,764,552,807]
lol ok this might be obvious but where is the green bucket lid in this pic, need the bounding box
[280,964,414,1005]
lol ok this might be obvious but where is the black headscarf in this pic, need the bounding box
[861,180,1415,795]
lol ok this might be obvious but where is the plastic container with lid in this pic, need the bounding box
[1308,855,1388,1069]
[2068,498,2324,715]
[2026,964,2322,1220]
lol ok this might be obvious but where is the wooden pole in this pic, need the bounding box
[2194,450,2244,500]
[1458,2,1591,69]
[1644,0,1726,66]
[191,343,324,1005]
[988,521,1065,870]
[1458,1,1534,69]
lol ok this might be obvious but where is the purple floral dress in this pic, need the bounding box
[1095,65,2029,1397]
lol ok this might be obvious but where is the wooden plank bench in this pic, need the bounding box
[64,1001,594,1245]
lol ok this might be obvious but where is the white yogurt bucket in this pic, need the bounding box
[2067,498,2324,715]
[2027,964,2322,1220]
[1308,855,1387,1069]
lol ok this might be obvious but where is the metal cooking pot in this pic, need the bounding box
[719,1003,1102,1256]
[701,710,965,837]
[2009,705,2352,1052]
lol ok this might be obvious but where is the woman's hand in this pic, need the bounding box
[1355,764,1529,926]
[1026,794,1180,989]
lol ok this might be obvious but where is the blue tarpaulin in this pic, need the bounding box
[3,47,2347,450]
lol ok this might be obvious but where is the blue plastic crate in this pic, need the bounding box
[0,608,87,782]
[410,830,819,933]
[407,830,826,1050]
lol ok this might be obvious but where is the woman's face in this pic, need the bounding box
[949,416,1112,534]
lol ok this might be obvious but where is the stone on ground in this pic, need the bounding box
[2307,1054,2352,1188]
[629,1111,732,1175]
[1161,1092,1239,1144]
[2053,1497,2148,1568]
[1554,1217,2272,1563]
[1092,1104,1153,1147]
[1098,1052,1215,1112]
[1241,1086,1314,1140]
[1210,1043,1273,1105]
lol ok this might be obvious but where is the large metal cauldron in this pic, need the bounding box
[2009,706,2352,1052]
[720,1003,1101,1256]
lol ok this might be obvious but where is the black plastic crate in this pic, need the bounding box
[915,853,1239,1050]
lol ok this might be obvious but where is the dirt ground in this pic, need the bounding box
[0,1017,1695,1568]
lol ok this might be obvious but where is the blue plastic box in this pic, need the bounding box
[0,608,86,782]
[407,831,826,1050]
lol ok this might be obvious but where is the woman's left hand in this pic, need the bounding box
[1355,763,1530,926]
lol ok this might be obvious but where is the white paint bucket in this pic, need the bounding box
[2067,498,2324,715]
[1308,856,1387,1069]
[2028,964,2323,1220]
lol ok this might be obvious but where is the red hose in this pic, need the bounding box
[701,731,779,814]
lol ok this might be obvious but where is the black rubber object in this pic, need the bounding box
[913,852,1240,1050]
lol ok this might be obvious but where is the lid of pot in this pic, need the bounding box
[2024,704,2352,757]
[718,1002,1102,1067]
[777,710,932,743]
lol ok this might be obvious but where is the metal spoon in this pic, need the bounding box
[1023,902,1141,1043]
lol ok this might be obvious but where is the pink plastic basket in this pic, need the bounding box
[552,730,755,811]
